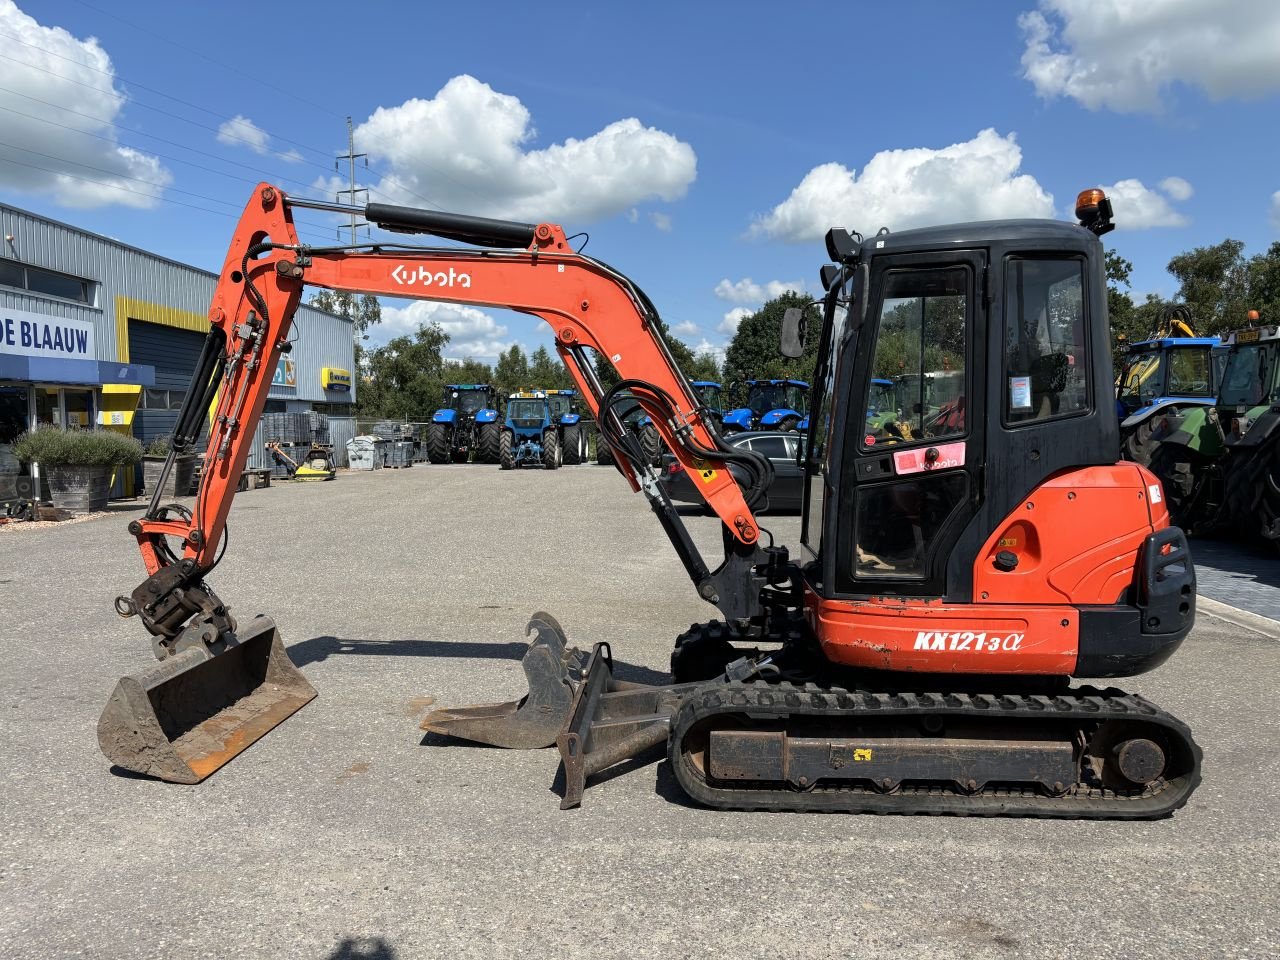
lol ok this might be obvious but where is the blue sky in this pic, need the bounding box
[3,1,1278,363]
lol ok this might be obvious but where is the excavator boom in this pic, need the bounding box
[101,184,774,782]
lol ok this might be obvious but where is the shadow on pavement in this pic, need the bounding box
[327,938,395,960]
[1192,534,1280,589]
[289,635,670,685]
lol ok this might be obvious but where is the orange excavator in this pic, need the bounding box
[99,185,1201,817]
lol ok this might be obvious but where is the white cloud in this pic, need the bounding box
[1100,178,1188,229]
[216,115,270,154]
[1019,1,1280,113]
[0,1,171,208]
[626,208,639,224]
[692,338,727,366]
[377,301,514,361]
[1159,176,1193,202]
[753,129,1054,243]
[1271,191,1280,231]
[217,115,306,164]
[353,75,697,223]
[714,277,806,304]
[718,307,752,336]
[671,320,700,337]
[649,211,672,232]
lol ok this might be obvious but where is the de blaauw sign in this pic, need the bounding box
[0,307,96,361]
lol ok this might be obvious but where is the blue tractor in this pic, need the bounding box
[625,380,726,467]
[722,378,809,434]
[425,384,501,463]
[1116,335,1226,463]
[544,389,588,464]
[500,391,563,469]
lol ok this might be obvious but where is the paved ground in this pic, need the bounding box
[2,466,1277,959]
[1190,534,1280,622]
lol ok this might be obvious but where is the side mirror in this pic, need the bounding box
[780,307,805,359]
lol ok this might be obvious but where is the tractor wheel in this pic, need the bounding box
[778,416,800,433]
[671,621,753,683]
[1250,442,1280,551]
[639,422,662,466]
[562,424,583,464]
[477,422,501,464]
[1121,418,1159,467]
[1148,444,1210,531]
[541,429,560,470]
[425,423,451,464]
[499,429,515,470]
[596,429,614,466]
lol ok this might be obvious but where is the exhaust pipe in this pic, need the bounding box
[98,616,316,783]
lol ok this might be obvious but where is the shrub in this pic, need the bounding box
[145,435,171,457]
[12,427,144,467]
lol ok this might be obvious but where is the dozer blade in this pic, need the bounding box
[97,616,316,784]
[420,611,587,749]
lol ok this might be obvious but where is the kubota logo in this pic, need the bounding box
[391,264,472,288]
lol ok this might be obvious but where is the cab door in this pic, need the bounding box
[832,251,986,598]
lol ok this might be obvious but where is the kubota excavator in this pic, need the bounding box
[99,184,1201,817]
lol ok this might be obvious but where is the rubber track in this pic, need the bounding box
[669,683,1202,820]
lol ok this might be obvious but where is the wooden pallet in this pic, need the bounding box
[236,468,273,491]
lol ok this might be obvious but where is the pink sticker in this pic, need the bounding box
[864,434,876,447]
[892,441,966,475]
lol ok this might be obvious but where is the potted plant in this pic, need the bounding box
[142,435,197,499]
[12,427,142,514]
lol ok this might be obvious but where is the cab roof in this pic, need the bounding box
[857,218,1097,257]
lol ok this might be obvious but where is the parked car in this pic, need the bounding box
[658,430,803,513]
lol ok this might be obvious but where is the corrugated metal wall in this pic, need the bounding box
[1,202,355,404]
[329,417,356,467]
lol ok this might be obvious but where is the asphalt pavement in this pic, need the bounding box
[1,465,1277,959]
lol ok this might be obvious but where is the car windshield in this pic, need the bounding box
[546,395,572,417]
[1117,349,1165,404]
[508,399,544,420]
[1219,343,1277,407]
[453,390,489,414]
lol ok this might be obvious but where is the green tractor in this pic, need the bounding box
[1145,316,1280,544]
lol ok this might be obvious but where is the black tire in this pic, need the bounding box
[499,429,515,470]
[596,429,614,466]
[1120,419,1158,466]
[477,421,501,464]
[425,423,451,464]
[1148,443,1209,530]
[778,416,800,433]
[562,423,583,464]
[670,621,750,683]
[639,422,662,466]
[541,429,560,470]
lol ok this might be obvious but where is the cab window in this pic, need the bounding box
[1004,259,1088,424]
[863,267,967,447]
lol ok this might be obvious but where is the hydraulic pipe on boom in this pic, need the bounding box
[99,184,775,783]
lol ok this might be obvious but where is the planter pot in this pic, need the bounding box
[143,455,196,499]
[47,464,111,514]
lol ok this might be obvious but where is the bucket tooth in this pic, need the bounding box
[421,611,585,749]
[97,616,316,783]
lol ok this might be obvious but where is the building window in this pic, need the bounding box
[0,257,92,304]
[141,388,186,410]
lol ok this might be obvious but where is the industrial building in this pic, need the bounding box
[0,201,356,493]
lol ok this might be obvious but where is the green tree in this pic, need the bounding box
[444,357,494,385]
[1165,239,1249,333]
[357,322,448,419]
[494,344,530,396]
[1245,241,1280,323]
[723,291,820,389]
[528,345,573,390]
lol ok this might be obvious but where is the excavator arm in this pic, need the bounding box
[123,184,774,655]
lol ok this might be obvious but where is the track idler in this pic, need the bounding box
[420,612,588,748]
[98,616,317,783]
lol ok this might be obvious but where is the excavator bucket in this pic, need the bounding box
[97,616,316,784]
[420,611,586,749]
